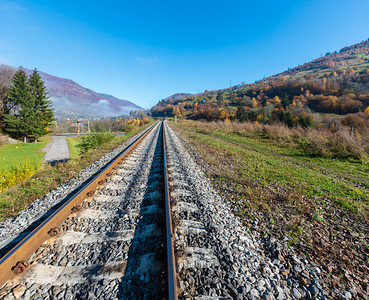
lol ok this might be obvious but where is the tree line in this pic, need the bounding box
[0,66,54,142]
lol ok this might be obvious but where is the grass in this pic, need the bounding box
[172,119,369,291]
[0,136,51,192]
[65,136,80,160]
[0,136,51,168]
[0,123,153,222]
[75,132,116,154]
[175,120,369,215]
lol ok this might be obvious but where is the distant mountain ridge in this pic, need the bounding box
[23,68,142,119]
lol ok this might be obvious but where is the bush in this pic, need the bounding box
[178,120,369,161]
[303,128,368,160]
[76,132,115,154]
[0,161,41,192]
[124,124,136,133]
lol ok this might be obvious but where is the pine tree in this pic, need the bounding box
[282,93,291,108]
[236,106,248,122]
[282,110,294,127]
[1,67,37,142]
[28,69,54,141]
[216,90,224,102]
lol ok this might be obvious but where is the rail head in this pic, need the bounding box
[162,120,179,300]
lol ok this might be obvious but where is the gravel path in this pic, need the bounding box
[0,123,166,299]
[42,135,70,165]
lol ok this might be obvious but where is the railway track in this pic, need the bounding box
[0,120,329,299]
[0,121,179,299]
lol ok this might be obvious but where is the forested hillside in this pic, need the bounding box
[151,39,369,130]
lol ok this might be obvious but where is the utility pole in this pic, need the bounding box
[88,120,91,134]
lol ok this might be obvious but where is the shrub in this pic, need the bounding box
[76,132,115,154]
[303,127,368,160]
[178,120,369,161]
[0,161,41,192]
[124,124,136,133]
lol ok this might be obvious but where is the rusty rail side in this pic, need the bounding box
[0,121,159,288]
[163,121,179,299]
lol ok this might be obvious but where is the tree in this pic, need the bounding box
[216,90,224,102]
[298,114,313,128]
[282,93,291,108]
[172,105,181,117]
[251,97,258,108]
[1,68,37,142]
[236,106,248,122]
[365,106,369,115]
[0,65,16,115]
[28,69,54,141]
[273,96,281,107]
[282,110,294,127]
[219,109,228,120]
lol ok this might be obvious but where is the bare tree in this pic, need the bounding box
[0,64,16,114]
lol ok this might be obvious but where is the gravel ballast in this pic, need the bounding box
[0,120,356,299]
[0,123,166,299]
[165,121,328,299]
[0,125,154,258]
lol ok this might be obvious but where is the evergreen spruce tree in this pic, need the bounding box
[282,110,294,127]
[236,106,248,122]
[28,69,54,141]
[1,67,37,142]
[282,93,291,108]
[216,90,224,102]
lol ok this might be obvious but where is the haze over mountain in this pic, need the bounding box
[22,68,142,119]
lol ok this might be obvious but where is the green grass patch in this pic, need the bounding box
[65,136,80,160]
[175,121,369,216]
[0,136,51,169]
[0,136,51,192]
[76,132,116,154]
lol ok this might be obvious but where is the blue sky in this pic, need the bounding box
[1,0,369,108]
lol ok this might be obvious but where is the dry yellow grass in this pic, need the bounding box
[182,120,369,160]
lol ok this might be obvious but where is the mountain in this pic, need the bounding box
[276,39,369,78]
[23,69,142,119]
[151,39,369,129]
[162,93,192,102]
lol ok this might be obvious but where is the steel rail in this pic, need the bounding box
[0,121,159,288]
[162,120,179,300]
